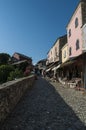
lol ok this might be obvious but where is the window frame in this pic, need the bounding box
[69,47,72,56]
[75,17,78,28]
[69,29,71,37]
[76,39,80,50]
[64,50,66,58]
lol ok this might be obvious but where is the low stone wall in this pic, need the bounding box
[0,75,35,123]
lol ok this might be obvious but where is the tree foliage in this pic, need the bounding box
[0,53,11,65]
[0,65,14,83]
[7,68,23,81]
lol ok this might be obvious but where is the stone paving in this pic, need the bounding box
[1,77,86,130]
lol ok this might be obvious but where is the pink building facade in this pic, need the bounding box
[67,0,86,58]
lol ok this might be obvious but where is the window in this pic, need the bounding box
[75,17,78,28]
[69,47,72,56]
[55,47,57,56]
[55,52,58,57]
[55,47,57,52]
[69,29,71,37]
[76,39,80,50]
[64,50,66,58]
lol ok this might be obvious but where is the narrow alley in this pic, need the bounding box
[1,77,86,130]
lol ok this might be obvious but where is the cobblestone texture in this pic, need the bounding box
[1,77,86,130]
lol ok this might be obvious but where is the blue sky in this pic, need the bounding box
[0,0,79,64]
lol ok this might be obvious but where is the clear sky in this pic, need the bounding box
[0,0,80,64]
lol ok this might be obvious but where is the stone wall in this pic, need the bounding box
[0,75,35,123]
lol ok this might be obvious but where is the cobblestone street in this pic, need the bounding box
[1,77,86,130]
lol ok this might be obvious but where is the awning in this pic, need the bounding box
[46,68,51,72]
[52,64,61,71]
[46,62,55,72]
[60,60,76,68]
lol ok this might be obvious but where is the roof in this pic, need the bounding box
[37,59,47,64]
[13,52,32,60]
[53,34,67,46]
[47,34,67,54]
[60,60,76,68]
[80,0,86,2]
[60,54,83,68]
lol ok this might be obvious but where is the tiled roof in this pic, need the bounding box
[13,52,32,60]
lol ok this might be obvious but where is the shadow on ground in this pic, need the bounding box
[0,77,86,130]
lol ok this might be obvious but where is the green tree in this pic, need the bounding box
[0,53,11,65]
[19,61,29,72]
[7,68,23,81]
[0,65,14,83]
